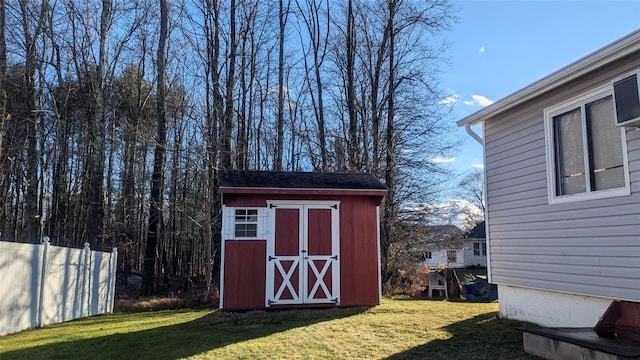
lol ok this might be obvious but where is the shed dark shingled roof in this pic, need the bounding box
[219,170,387,190]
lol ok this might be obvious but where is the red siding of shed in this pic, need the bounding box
[222,191,383,309]
[339,196,381,306]
[223,240,266,310]
[308,209,332,256]
[275,208,300,256]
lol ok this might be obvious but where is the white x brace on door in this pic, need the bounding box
[266,201,340,307]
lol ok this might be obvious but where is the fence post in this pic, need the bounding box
[82,242,91,317]
[107,247,118,313]
[36,237,50,328]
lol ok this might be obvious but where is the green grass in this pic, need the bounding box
[0,300,539,359]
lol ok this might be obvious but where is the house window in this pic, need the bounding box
[481,242,486,256]
[545,85,629,204]
[613,71,640,126]
[424,251,432,260]
[473,242,480,256]
[447,250,456,263]
[234,209,258,237]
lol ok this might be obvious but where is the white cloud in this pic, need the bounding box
[463,95,494,107]
[439,93,459,106]
[429,157,456,164]
[426,199,484,229]
[471,163,484,169]
[479,46,485,54]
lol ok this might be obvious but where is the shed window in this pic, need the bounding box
[234,209,258,237]
[545,85,629,204]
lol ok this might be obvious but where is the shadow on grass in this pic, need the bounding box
[1,307,368,360]
[384,310,541,360]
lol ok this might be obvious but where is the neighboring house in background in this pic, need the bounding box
[462,221,487,268]
[422,225,465,269]
[457,29,640,328]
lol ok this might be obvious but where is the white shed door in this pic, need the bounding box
[266,202,340,306]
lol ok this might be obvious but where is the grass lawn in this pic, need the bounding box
[0,299,539,359]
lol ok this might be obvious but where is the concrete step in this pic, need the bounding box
[521,327,640,360]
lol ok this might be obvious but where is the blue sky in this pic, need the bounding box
[438,0,640,188]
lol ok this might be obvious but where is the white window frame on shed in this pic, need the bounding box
[544,84,631,205]
[222,206,268,239]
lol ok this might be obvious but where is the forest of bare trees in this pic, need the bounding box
[0,0,458,298]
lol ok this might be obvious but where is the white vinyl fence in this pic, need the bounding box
[0,239,117,336]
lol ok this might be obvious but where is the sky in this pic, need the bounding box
[437,0,640,193]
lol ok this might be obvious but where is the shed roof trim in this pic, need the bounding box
[219,170,387,191]
[456,29,640,127]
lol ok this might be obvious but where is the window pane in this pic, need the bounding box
[246,225,257,237]
[234,209,258,237]
[247,209,258,222]
[586,96,625,191]
[235,224,246,237]
[613,74,640,124]
[235,209,247,222]
[234,223,257,237]
[554,108,585,195]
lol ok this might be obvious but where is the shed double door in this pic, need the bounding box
[266,202,340,307]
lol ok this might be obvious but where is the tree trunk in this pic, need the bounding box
[220,0,236,170]
[275,0,288,171]
[381,0,397,287]
[19,0,47,243]
[85,0,111,247]
[143,0,169,295]
[0,0,7,238]
[346,0,358,171]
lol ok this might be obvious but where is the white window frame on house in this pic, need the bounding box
[473,242,481,256]
[612,69,640,127]
[544,84,631,205]
[447,250,456,263]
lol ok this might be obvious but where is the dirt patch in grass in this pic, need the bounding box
[114,296,185,312]
[114,272,218,312]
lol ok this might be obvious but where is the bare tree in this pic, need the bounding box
[143,0,169,294]
[274,0,290,170]
[381,0,397,287]
[220,0,236,170]
[294,0,329,169]
[456,169,485,229]
[0,0,7,239]
[17,0,48,243]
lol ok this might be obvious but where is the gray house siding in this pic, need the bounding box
[484,53,640,302]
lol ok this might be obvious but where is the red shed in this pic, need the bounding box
[219,170,387,310]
